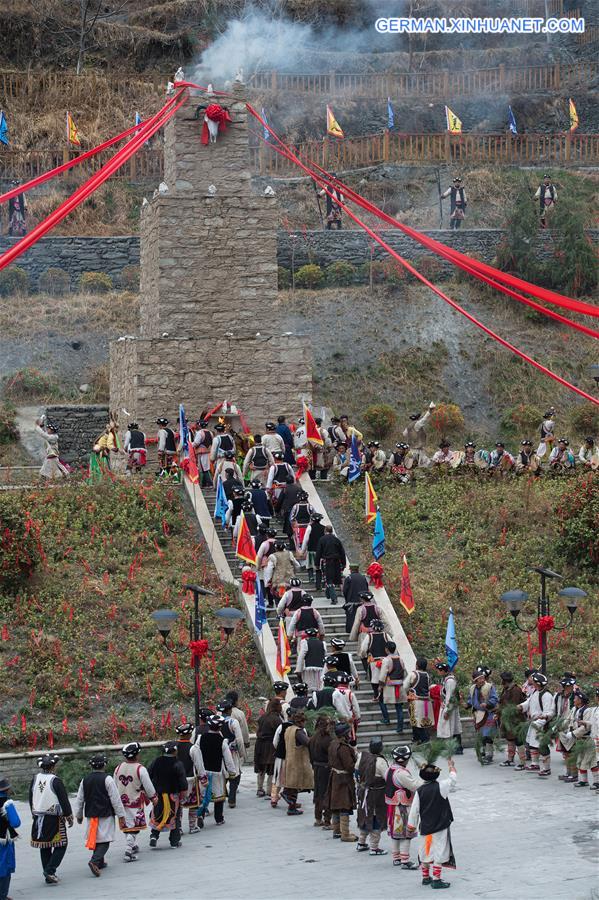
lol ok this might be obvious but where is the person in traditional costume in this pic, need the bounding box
[232,499,261,543]
[156,417,177,475]
[215,449,243,484]
[404,657,434,744]
[332,442,349,479]
[578,436,598,468]
[113,742,157,859]
[249,478,273,521]
[315,525,346,605]
[173,724,203,834]
[350,591,388,645]
[8,189,27,236]
[296,628,327,691]
[488,441,514,473]
[555,676,578,782]
[343,564,369,632]
[309,715,334,828]
[276,415,295,465]
[243,434,274,486]
[332,672,361,744]
[515,439,540,475]
[191,419,213,487]
[590,688,599,792]
[360,620,393,701]
[369,442,387,473]
[549,437,575,470]
[74,754,126,877]
[0,774,20,900]
[496,672,526,769]
[301,512,326,588]
[271,714,297,808]
[210,422,236,461]
[289,682,310,713]
[402,403,435,466]
[226,690,251,756]
[385,745,421,869]
[221,465,243,501]
[388,442,416,483]
[123,421,147,475]
[563,689,596,789]
[326,722,358,841]
[310,417,333,479]
[407,759,457,890]
[266,451,295,504]
[190,714,236,826]
[277,578,305,617]
[225,485,246,531]
[435,663,463,752]
[522,668,536,698]
[276,476,304,537]
[216,697,245,809]
[536,408,555,458]
[307,670,338,713]
[432,441,455,466]
[287,594,325,641]
[441,176,467,229]
[519,671,555,776]
[467,667,498,765]
[29,754,73,884]
[327,637,360,685]
[35,416,69,479]
[281,710,313,816]
[254,699,283,798]
[356,737,388,856]
[378,642,406,733]
[263,421,286,456]
[319,176,344,229]
[289,490,314,555]
[147,741,187,847]
[264,540,302,605]
[534,174,557,228]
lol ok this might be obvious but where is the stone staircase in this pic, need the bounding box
[201,481,413,750]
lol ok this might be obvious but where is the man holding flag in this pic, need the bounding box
[441,176,468,230]
[435,610,463,752]
[318,173,344,230]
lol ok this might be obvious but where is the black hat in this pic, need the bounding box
[500,671,514,683]
[293,682,308,695]
[273,451,285,459]
[250,479,262,488]
[274,540,286,551]
[334,722,351,737]
[311,512,324,522]
[371,619,385,632]
[128,421,139,430]
[215,423,225,432]
[336,672,351,685]
[439,440,450,449]
[257,523,268,533]
[297,491,309,501]
[419,762,441,781]
[543,410,554,417]
[289,577,302,588]
[495,441,505,448]
[409,413,421,421]
[38,753,60,769]
[560,676,576,687]
[359,591,374,602]
[543,174,551,179]
[122,742,142,760]
[584,436,594,444]
[156,417,168,426]
[573,688,589,704]
[304,627,318,637]
[392,745,412,762]
[232,487,244,496]
[216,697,233,712]
[267,528,277,538]
[435,662,450,672]
[163,740,178,755]
[323,672,338,687]
[325,655,339,667]
[472,667,486,681]
[557,437,569,445]
[369,737,384,755]
[532,672,548,686]
[208,714,225,729]
[562,671,576,680]
[199,419,209,427]
[199,707,213,720]
[330,638,345,649]
[464,441,476,448]
[301,594,314,605]
[224,450,236,460]
[176,723,194,736]
[0,776,11,793]
[265,422,276,430]
[273,681,289,692]
[521,439,533,446]
[89,754,107,769]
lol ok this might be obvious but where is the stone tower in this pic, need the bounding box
[110,84,312,431]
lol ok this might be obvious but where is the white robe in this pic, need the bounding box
[437,674,463,739]
[408,770,457,865]
[520,689,555,749]
[295,637,327,691]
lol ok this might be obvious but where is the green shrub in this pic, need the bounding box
[382,258,407,285]
[496,193,542,284]
[363,403,397,439]
[295,263,324,289]
[78,271,113,294]
[2,368,63,402]
[0,266,30,297]
[325,260,356,286]
[568,403,599,438]
[556,475,598,569]
[357,260,387,286]
[120,264,140,292]
[416,254,444,281]
[548,202,598,297]
[0,403,18,444]
[430,402,465,438]
[277,266,291,289]
[39,267,70,296]
[501,403,543,437]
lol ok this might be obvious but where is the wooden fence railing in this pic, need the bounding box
[0,69,163,102]
[250,59,595,98]
[2,132,598,183]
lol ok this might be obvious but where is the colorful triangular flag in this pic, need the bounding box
[0,111,8,146]
[445,607,459,670]
[387,97,395,130]
[66,111,81,147]
[326,104,344,139]
[372,509,386,560]
[275,618,291,677]
[569,98,579,132]
[235,511,257,565]
[365,472,378,524]
[508,105,518,135]
[304,403,324,446]
[255,575,267,633]
[399,554,414,614]
[445,105,462,135]
[348,434,362,484]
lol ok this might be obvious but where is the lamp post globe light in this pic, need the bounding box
[151,584,244,731]
[500,566,586,675]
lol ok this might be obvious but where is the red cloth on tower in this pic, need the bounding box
[201,104,233,145]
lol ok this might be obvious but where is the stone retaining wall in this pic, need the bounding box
[44,404,109,464]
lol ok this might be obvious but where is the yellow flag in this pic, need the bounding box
[326,104,344,139]
[569,98,579,132]
[445,105,462,135]
[66,111,81,147]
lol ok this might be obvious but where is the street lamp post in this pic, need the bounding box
[500,566,585,675]
[151,584,244,732]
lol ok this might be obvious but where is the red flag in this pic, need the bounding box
[303,403,323,445]
[187,437,199,485]
[235,511,257,565]
[400,554,415,615]
[365,472,378,524]
[275,619,291,678]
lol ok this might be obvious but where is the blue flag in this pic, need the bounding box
[387,97,395,130]
[372,509,385,560]
[214,477,228,526]
[179,403,189,457]
[348,434,362,483]
[445,608,459,671]
[135,111,142,128]
[0,111,8,145]
[255,574,267,633]
[508,106,518,135]
[261,107,270,142]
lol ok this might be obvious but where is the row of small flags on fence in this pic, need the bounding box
[0,109,146,147]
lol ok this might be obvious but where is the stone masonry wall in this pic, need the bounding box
[110,335,311,433]
[44,404,109,463]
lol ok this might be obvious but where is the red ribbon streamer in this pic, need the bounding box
[537,614,555,652]
[241,568,257,595]
[366,561,384,588]
[189,639,209,667]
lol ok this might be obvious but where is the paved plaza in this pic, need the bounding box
[7,751,598,900]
